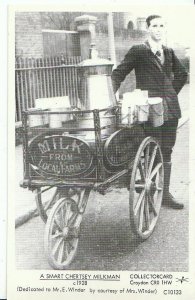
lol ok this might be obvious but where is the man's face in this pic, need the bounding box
[148,17,165,42]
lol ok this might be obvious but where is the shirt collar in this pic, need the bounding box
[147,38,163,55]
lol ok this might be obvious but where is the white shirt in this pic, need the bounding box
[147,38,165,64]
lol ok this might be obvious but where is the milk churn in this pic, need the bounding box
[77,43,117,110]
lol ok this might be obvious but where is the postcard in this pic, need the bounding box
[7,2,195,299]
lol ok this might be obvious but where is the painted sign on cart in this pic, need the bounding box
[104,126,145,167]
[29,133,93,177]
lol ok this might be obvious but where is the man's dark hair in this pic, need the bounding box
[146,15,161,27]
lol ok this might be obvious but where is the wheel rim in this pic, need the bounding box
[130,137,164,239]
[45,198,79,269]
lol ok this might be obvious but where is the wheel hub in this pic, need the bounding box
[145,179,156,193]
[62,227,69,238]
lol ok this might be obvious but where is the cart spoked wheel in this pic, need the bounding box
[44,197,80,269]
[44,188,91,269]
[129,137,164,240]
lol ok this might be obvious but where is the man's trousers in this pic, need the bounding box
[143,118,178,162]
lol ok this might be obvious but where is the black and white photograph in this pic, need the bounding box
[5,2,195,300]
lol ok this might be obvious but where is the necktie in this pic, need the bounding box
[155,50,162,63]
[156,50,161,58]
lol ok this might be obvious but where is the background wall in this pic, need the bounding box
[15,12,44,58]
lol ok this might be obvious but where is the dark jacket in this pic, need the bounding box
[111,43,188,119]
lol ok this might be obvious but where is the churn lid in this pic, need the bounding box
[78,43,114,68]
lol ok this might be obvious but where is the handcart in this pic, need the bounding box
[20,105,164,270]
